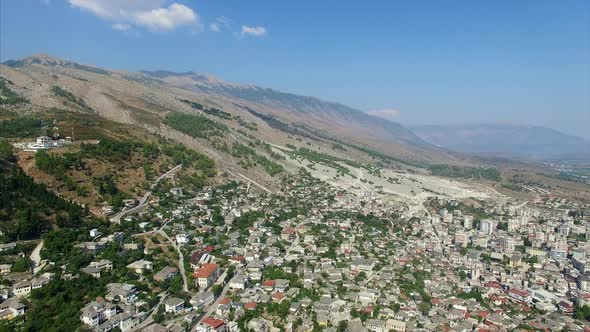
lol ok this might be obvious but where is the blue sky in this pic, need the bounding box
[1,1,589,138]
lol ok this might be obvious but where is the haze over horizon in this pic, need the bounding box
[1,0,589,138]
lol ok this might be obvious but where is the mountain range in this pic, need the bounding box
[3,54,586,180]
[0,54,457,167]
[1,54,471,193]
[412,124,590,160]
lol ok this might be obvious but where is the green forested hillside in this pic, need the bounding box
[0,141,87,242]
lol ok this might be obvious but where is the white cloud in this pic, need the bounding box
[134,3,198,31]
[241,25,267,37]
[367,108,401,120]
[68,0,199,32]
[112,23,131,31]
[209,16,230,32]
[68,0,161,19]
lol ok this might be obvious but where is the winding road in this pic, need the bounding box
[227,170,272,194]
[30,240,45,274]
[128,291,168,332]
[158,229,189,292]
[133,219,188,292]
[109,164,182,223]
[194,269,232,325]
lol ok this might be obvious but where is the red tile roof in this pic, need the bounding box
[483,281,502,289]
[271,292,285,300]
[475,310,490,318]
[508,288,530,297]
[361,305,373,314]
[193,263,219,278]
[262,280,275,287]
[202,317,225,328]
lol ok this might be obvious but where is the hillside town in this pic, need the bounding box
[1,0,590,330]
[1,166,589,332]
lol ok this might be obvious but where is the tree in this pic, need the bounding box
[15,208,41,239]
[154,305,165,323]
[458,270,467,281]
[372,304,381,318]
[212,284,223,297]
[168,275,182,294]
[523,237,532,247]
[11,257,32,272]
[143,164,154,181]
[0,140,14,162]
[418,302,431,316]
[574,304,590,321]
[527,256,539,264]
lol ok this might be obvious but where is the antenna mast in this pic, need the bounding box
[40,120,48,137]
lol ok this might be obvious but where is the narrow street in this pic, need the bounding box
[133,219,188,293]
[157,229,189,292]
[29,240,44,274]
[110,164,182,223]
[195,269,233,324]
[128,291,168,332]
[227,170,272,194]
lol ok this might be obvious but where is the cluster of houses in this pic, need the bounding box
[3,169,589,332]
[79,283,144,332]
[125,174,590,331]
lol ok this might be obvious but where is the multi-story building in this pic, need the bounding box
[164,297,185,314]
[508,288,532,303]
[196,316,227,332]
[463,216,473,230]
[500,236,515,253]
[550,241,568,261]
[80,301,117,327]
[193,263,220,289]
[480,219,496,235]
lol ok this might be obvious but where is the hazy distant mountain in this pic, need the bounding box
[412,124,590,160]
[3,53,110,75]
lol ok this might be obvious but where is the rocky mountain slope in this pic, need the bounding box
[0,54,468,189]
[2,54,455,160]
[3,54,590,214]
[139,70,429,147]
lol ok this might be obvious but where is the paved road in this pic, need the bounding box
[355,168,370,191]
[133,218,172,237]
[110,164,182,223]
[30,240,44,274]
[227,170,272,194]
[132,219,188,292]
[195,269,232,324]
[158,229,189,292]
[128,291,168,332]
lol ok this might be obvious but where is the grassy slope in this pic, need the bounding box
[1,109,217,216]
